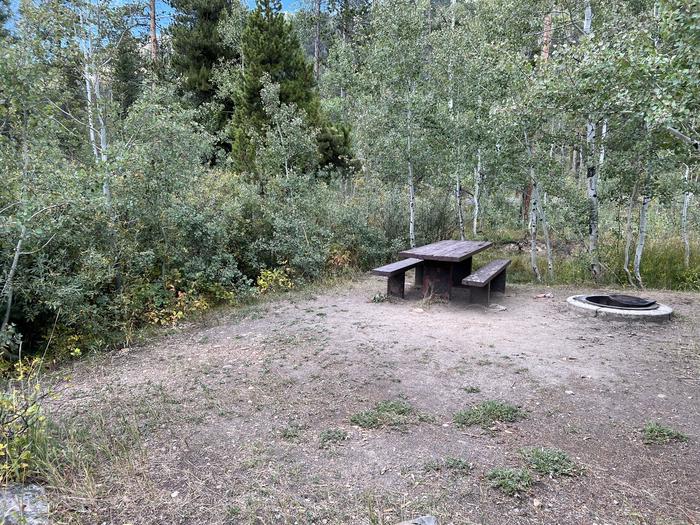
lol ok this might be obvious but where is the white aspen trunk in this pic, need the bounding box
[472,149,482,237]
[682,164,692,269]
[598,119,608,166]
[313,0,321,82]
[150,0,158,60]
[407,98,416,248]
[623,181,639,287]
[529,191,541,282]
[448,0,465,240]
[524,131,541,281]
[408,160,416,248]
[455,169,465,241]
[80,15,99,164]
[583,0,592,34]
[634,194,651,288]
[583,1,602,280]
[534,185,553,278]
[586,121,600,279]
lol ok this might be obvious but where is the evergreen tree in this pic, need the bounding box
[169,0,234,104]
[231,0,319,171]
[0,0,10,38]
[112,31,144,119]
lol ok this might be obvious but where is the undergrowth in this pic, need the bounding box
[454,400,525,428]
[642,422,689,444]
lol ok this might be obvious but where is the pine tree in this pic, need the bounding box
[113,31,144,118]
[0,0,10,38]
[169,0,234,104]
[231,0,319,171]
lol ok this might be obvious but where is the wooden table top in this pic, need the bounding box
[399,240,493,262]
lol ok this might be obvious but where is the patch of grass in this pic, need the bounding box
[350,398,415,429]
[642,422,689,444]
[424,457,472,474]
[453,400,525,428]
[521,447,580,477]
[476,359,492,366]
[350,410,382,429]
[319,428,348,449]
[281,423,305,441]
[486,467,533,496]
[463,386,481,394]
[375,399,412,416]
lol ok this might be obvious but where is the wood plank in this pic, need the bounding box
[371,257,423,276]
[400,240,493,262]
[462,259,511,286]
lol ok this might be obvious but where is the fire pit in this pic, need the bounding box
[567,293,672,322]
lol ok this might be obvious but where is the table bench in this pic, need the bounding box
[371,258,423,298]
[461,258,511,305]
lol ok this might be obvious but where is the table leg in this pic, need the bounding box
[451,257,473,287]
[414,264,424,289]
[470,285,490,305]
[422,261,452,300]
[387,273,405,298]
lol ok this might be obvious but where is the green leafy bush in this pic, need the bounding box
[486,467,533,496]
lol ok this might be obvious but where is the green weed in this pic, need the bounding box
[424,457,471,474]
[350,398,414,429]
[319,428,348,448]
[486,467,533,496]
[642,422,688,444]
[521,447,580,477]
[454,400,525,428]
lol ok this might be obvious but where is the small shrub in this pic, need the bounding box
[0,359,50,483]
[375,399,412,416]
[350,410,381,429]
[350,398,414,429]
[256,266,294,294]
[371,293,387,303]
[425,457,472,474]
[486,467,533,496]
[521,447,580,477]
[319,428,348,448]
[454,400,524,428]
[642,422,689,444]
[281,423,304,441]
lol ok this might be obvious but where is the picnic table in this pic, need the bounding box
[399,239,493,299]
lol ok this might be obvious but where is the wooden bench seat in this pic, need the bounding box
[461,259,511,305]
[372,258,424,298]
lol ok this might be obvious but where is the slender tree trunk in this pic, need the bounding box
[634,158,652,288]
[472,149,482,237]
[447,0,465,240]
[150,0,158,60]
[313,0,321,81]
[623,180,639,287]
[524,131,541,281]
[455,168,465,240]
[407,101,416,247]
[586,121,600,279]
[408,159,416,248]
[583,0,592,34]
[682,164,692,269]
[582,0,602,280]
[534,185,553,278]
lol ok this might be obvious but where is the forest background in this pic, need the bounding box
[1,0,699,364]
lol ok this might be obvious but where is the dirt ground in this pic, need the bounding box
[48,276,700,525]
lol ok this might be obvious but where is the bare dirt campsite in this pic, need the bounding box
[47,277,700,525]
